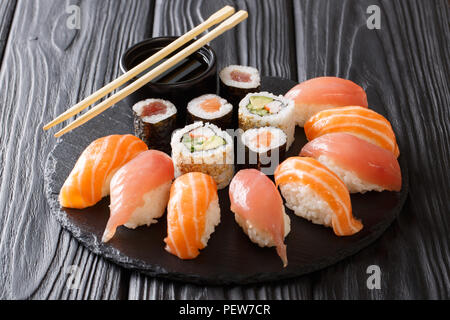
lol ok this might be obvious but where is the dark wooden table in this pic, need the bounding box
[0,0,448,300]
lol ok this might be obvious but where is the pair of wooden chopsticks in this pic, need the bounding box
[44,6,248,137]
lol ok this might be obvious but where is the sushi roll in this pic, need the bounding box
[171,122,234,189]
[275,157,363,236]
[132,98,177,153]
[219,65,261,125]
[284,77,368,127]
[238,92,295,150]
[240,127,287,173]
[187,94,233,129]
[59,135,148,209]
[300,133,402,193]
[229,169,291,267]
[102,150,175,242]
[164,172,220,260]
[304,106,400,157]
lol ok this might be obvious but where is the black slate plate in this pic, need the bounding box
[44,77,409,285]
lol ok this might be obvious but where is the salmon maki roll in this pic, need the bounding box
[164,172,220,260]
[285,77,368,126]
[59,135,148,209]
[300,133,402,193]
[275,157,363,236]
[229,169,291,267]
[102,150,175,243]
[304,106,400,157]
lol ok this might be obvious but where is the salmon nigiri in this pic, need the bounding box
[284,77,368,126]
[59,135,148,209]
[300,133,402,193]
[102,150,174,243]
[275,157,363,236]
[164,172,220,260]
[304,106,400,157]
[229,169,290,267]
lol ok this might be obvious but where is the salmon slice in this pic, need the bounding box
[164,172,219,260]
[229,169,289,267]
[251,130,273,148]
[284,77,368,126]
[59,135,148,209]
[102,150,174,242]
[275,157,363,236]
[300,133,402,192]
[200,98,221,113]
[304,106,400,157]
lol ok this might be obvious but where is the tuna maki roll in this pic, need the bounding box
[171,122,234,189]
[240,127,287,173]
[219,65,261,126]
[238,92,295,150]
[132,99,177,153]
[187,94,233,129]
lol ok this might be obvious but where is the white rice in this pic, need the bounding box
[316,155,384,193]
[171,122,234,189]
[123,181,172,229]
[132,98,177,124]
[234,208,291,248]
[238,92,296,149]
[219,65,260,89]
[279,183,333,227]
[200,197,221,247]
[187,94,232,120]
[241,127,287,153]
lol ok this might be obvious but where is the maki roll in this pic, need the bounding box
[238,92,295,150]
[219,65,261,125]
[187,94,233,129]
[240,127,287,173]
[132,99,177,153]
[171,122,234,189]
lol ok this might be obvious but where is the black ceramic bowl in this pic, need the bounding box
[120,37,217,125]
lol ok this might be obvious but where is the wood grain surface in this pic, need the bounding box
[0,0,448,299]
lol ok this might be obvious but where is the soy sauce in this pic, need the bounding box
[130,50,209,85]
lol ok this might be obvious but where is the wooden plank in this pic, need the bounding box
[0,0,17,64]
[127,0,308,300]
[0,0,154,299]
[291,0,450,299]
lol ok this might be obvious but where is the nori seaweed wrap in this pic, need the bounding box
[132,99,177,154]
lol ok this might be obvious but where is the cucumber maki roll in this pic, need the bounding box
[187,94,233,129]
[171,122,234,189]
[132,99,177,154]
[238,92,295,150]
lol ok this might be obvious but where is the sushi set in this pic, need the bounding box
[44,7,408,284]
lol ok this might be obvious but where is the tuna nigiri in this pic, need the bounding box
[59,135,148,209]
[102,150,175,243]
[229,169,290,267]
[300,133,402,193]
[304,106,400,157]
[164,172,220,260]
[275,157,363,236]
[284,77,368,126]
